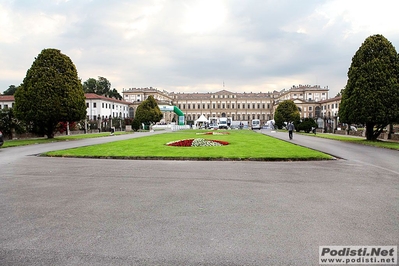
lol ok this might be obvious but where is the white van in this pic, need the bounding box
[218,117,229,129]
[251,119,261,130]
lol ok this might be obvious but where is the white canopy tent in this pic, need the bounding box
[194,115,208,128]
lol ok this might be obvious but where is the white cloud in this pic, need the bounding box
[316,0,398,36]
[181,0,228,34]
[0,5,68,44]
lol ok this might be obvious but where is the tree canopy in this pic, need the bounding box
[274,100,300,129]
[82,76,122,100]
[14,48,87,138]
[339,34,399,140]
[2,85,17,95]
[135,95,163,127]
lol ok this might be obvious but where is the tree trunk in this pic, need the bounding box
[46,124,55,139]
[388,124,393,139]
[47,133,55,139]
[66,121,70,135]
[365,122,376,141]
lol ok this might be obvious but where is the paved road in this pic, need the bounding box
[0,130,398,265]
[261,129,399,175]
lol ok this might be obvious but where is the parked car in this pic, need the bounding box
[0,131,4,147]
[208,123,219,129]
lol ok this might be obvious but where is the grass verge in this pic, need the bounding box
[300,132,399,150]
[44,130,333,161]
[1,131,130,148]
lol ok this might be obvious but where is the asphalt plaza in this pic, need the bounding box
[0,130,398,265]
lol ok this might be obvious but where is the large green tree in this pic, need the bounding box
[135,95,162,128]
[14,48,86,138]
[274,100,300,129]
[339,34,399,140]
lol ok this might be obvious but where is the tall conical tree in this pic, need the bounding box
[339,34,399,140]
[14,48,86,138]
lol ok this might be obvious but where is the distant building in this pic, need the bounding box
[122,87,174,123]
[0,95,14,109]
[84,93,130,120]
[273,84,330,119]
[170,90,275,124]
[0,94,131,121]
[120,84,338,126]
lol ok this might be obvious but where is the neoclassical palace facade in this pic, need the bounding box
[122,85,341,128]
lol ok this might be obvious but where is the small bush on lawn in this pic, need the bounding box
[297,118,317,133]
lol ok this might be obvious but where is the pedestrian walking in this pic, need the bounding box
[287,122,295,140]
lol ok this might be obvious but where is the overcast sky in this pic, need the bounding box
[1,0,398,97]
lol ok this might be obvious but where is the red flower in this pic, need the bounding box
[167,139,194,146]
[212,140,229,145]
[166,138,229,147]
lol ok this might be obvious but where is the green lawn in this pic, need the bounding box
[1,131,130,148]
[300,132,399,150]
[44,130,333,161]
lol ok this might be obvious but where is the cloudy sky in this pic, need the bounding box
[1,0,398,97]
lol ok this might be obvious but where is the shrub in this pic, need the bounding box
[297,118,317,133]
[131,119,141,131]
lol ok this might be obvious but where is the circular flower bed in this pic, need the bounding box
[167,138,229,147]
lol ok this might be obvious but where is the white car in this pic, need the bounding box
[208,123,219,129]
[251,119,261,130]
